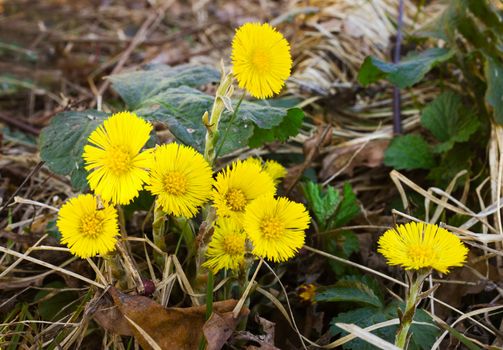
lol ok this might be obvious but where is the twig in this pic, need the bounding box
[0,112,40,135]
[392,0,404,134]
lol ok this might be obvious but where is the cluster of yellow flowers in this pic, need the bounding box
[56,21,309,272]
[57,110,310,268]
[205,159,309,273]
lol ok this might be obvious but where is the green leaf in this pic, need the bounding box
[415,1,463,41]
[45,219,61,241]
[326,231,360,276]
[315,275,383,308]
[109,64,220,109]
[358,48,454,88]
[333,183,360,227]
[302,181,341,231]
[427,143,471,188]
[248,108,304,148]
[123,190,155,220]
[39,110,108,191]
[2,127,37,146]
[485,56,503,124]
[384,134,436,170]
[330,303,439,350]
[303,182,359,232]
[135,86,294,155]
[330,307,393,350]
[466,0,503,35]
[421,92,479,152]
[34,281,78,321]
[109,64,301,155]
[407,307,441,350]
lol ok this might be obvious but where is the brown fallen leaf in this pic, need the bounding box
[203,309,251,350]
[100,287,248,350]
[231,332,280,350]
[255,315,275,345]
[229,315,279,350]
[93,294,133,336]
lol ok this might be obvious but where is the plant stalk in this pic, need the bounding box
[203,63,234,165]
[152,201,167,266]
[395,270,429,349]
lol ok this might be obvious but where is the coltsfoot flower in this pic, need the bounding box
[213,160,276,222]
[231,22,292,99]
[378,221,468,274]
[244,158,287,184]
[244,195,310,262]
[83,111,153,205]
[57,194,119,258]
[202,218,247,274]
[298,283,317,303]
[146,143,213,218]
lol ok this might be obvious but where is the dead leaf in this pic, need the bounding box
[255,315,275,345]
[93,294,133,336]
[203,308,250,350]
[320,139,389,179]
[102,287,248,350]
[232,332,280,350]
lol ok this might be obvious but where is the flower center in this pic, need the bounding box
[251,48,271,73]
[222,234,244,256]
[163,171,187,196]
[408,244,437,266]
[81,213,104,239]
[225,188,247,212]
[107,145,133,175]
[260,216,283,239]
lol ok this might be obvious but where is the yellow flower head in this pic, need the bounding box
[244,158,287,184]
[378,222,468,274]
[213,160,276,221]
[264,160,287,184]
[244,195,310,262]
[57,194,119,258]
[202,218,247,274]
[231,22,292,99]
[146,143,213,218]
[83,111,153,205]
[298,283,317,303]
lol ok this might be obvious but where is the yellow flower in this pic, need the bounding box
[83,111,153,205]
[213,160,276,221]
[202,218,247,274]
[146,143,213,218]
[378,222,468,274]
[244,195,310,262]
[264,160,287,184]
[298,283,317,303]
[57,194,119,258]
[244,158,287,184]
[231,22,292,99]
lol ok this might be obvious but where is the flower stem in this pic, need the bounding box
[203,62,234,165]
[233,259,263,318]
[395,270,429,349]
[152,201,167,266]
[198,271,215,350]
